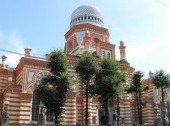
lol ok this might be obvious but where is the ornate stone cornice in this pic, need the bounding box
[15,57,47,76]
[65,23,109,39]
[95,41,115,49]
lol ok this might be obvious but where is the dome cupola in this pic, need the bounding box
[70,5,104,27]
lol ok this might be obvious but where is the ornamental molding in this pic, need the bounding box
[25,70,51,92]
[65,24,109,38]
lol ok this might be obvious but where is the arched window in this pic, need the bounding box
[81,16,83,20]
[69,42,72,50]
[103,51,105,57]
[85,16,87,20]
[88,16,90,20]
[32,90,53,122]
[32,91,40,121]
[107,52,111,57]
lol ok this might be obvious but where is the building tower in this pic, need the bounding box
[64,5,117,125]
[64,5,135,125]
[119,41,127,62]
[64,5,115,59]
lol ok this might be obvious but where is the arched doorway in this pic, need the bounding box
[32,90,40,121]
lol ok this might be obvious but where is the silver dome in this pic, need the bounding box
[70,5,104,27]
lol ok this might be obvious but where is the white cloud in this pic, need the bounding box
[6,53,21,67]
[8,30,25,53]
[127,41,164,60]
[156,0,170,7]
[0,29,25,67]
[124,32,170,74]
[127,44,150,60]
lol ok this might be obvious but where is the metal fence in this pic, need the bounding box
[21,125,108,126]
[21,125,103,126]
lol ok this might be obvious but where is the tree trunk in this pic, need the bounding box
[161,86,165,126]
[105,97,109,126]
[117,95,120,126]
[134,96,138,125]
[167,102,170,126]
[135,92,140,124]
[138,86,143,124]
[54,113,58,124]
[85,82,89,125]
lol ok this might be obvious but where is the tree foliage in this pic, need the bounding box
[153,70,170,89]
[94,57,125,125]
[35,50,70,124]
[75,52,97,125]
[75,52,97,84]
[153,69,170,126]
[126,71,147,125]
[47,50,67,75]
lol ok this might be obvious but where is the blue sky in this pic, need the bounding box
[0,0,170,77]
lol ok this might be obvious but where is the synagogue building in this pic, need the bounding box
[0,5,158,125]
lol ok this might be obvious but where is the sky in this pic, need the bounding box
[0,0,170,78]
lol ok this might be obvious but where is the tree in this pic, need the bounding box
[153,70,170,126]
[115,72,126,126]
[94,57,125,126]
[75,52,97,125]
[35,50,70,124]
[126,71,148,125]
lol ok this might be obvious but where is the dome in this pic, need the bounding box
[70,5,104,27]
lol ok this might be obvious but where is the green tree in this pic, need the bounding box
[115,72,126,126]
[153,70,170,126]
[94,57,125,126]
[126,71,148,125]
[75,52,97,125]
[35,50,70,124]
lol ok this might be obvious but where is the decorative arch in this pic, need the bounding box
[26,71,51,92]
[30,71,54,122]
